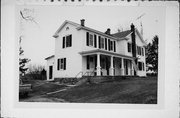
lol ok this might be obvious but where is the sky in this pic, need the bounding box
[18,5,165,66]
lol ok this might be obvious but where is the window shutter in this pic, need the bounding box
[86,32,89,46]
[105,38,107,50]
[57,59,60,70]
[87,56,90,69]
[98,36,101,49]
[62,37,65,48]
[69,35,72,47]
[114,41,116,52]
[94,34,97,48]
[64,58,66,70]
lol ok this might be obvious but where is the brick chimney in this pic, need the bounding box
[131,23,137,75]
[80,19,85,26]
[105,28,111,35]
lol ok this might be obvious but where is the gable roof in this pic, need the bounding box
[45,55,54,60]
[53,20,81,38]
[112,29,146,46]
[53,20,146,46]
[135,29,147,46]
[112,30,132,39]
[53,20,119,40]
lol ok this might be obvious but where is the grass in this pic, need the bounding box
[46,77,157,104]
[19,80,67,100]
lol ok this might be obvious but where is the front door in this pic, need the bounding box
[49,66,53,79]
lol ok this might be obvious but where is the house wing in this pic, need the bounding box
[112,30,132,39]
[53,20,81,38]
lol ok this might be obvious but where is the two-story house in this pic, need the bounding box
[45,19,146,80]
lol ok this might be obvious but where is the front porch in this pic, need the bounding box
[80,50,136,76]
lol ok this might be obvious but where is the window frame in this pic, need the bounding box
[138,61,144,71]
[89,33,94,47]
[100,37,105,49]
[127,42,132,53]
[57,58,66,70]
[62,34,72,49]
[109,40,113,51]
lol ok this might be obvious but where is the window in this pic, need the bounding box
[86,32,97,48]
[89,34,94,46]
[66,27,69,30]
[137,46,145,56]
[57,58,66,70]
[109,41,113,51]
[138,62,144,71]
[62,35,72,48]
[98,36,105,49]
[100,37,105,49]
[137,46,142,55]
[127,43,132,52]
[142,48,144,56]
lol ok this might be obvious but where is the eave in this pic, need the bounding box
[79,49,135,60]
[76,26,121,40]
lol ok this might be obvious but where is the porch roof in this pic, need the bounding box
[79,49,135,60]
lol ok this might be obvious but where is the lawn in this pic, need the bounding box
[19,80,67,101]
[46,77,157,104]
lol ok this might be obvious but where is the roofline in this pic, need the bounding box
[77,26,120,40]
[45,55,55,60]
[53,20,80,38]
[116,32,133,41]
[52,20,121,40]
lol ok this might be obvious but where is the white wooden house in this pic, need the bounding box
[45,19,146,80]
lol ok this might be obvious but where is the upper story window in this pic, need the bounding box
[86,32,116,52]
[86,32,97,48]
[89,34,94,46]
[127,42,132,53]
[108,39,116,52]
[109,40,113,51]
[137,46,144,56]
[66,27,69,31]
[62,35,72,48]
[57,58,66,70]
[142,47,144,56]
[99,37,105,49]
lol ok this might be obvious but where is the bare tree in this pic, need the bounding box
[19,8,39,77]
[27,64,46,80]
[20,8,39,26]
[19,36,30,76]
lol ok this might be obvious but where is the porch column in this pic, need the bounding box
[96,53,101,76]
[131,60,134,75]
[110,56,114,76]
[121,58,124,75]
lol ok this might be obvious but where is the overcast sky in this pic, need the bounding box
[18,5,165,66]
